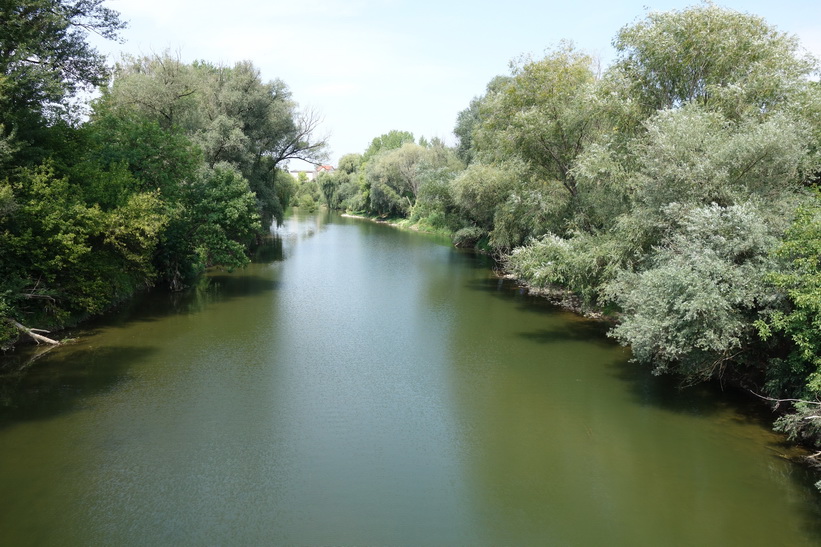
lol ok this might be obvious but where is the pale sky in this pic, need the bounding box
[89,0,821,167]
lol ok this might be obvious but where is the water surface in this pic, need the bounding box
[1,211,820,545]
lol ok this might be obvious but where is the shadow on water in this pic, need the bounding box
[792,471,821,542]
[467,272,821,536]
[80,273,280,334]
[466,276,567,311]
[608,355,744,418]
[0,345,157,430]
[0,253,281,428]
[518,322,612,346]
[250,234,284,263]
[447,248,499,270]
[467,276,617,347]
[608,355,821,538]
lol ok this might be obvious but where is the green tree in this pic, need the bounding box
[612,3,816,118]
[450,162,519,232]
[362,130,415,162]
[453,76,511,165]
[0,162,167,347]
[0,0,125,158]
[188,163,261,268]
[293,171,320,211]
[317,169,346,209]
[606,202,780,380]
[99,53,328,227]
[474,44,601,199]
[410,143,464,229]
[759,199,821,395]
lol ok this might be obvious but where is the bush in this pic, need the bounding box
[452,226,485,248]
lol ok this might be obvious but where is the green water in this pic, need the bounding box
[1,211,820,546]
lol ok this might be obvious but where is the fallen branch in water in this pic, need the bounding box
[6,319,60,346]
[748,390,821,407]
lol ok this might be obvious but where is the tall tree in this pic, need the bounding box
[0,0,125,154]
[612,3,816,118]
[362,130,415,162]
[474,44,601,199]
[99,53,328,226]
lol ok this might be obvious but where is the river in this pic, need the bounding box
[1,210,820,545]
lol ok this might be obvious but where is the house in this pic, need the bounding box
[288,165,335,182]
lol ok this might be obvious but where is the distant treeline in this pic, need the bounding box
[309,6,821,454]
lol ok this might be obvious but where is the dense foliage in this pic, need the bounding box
[0,1,325,348]
[326,5,821,451]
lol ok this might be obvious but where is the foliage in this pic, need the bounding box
[293,172,321,212]
[606,203,780,380]
[474,44,601,198]
[633,106,814,210]
[612,3,816,117]
[362,141,464,218]
[188,163,261,268]
[452,227,485,248]
[758,199,821,400]
[450,163,518,231]
[0,0,125,133]
[453,76,511,165]
[772,402,821,449]
[362,130,415,162]
[0,162,167,339]
[507,230,627,306]
[99,53,327,227]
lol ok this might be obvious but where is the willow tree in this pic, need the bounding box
[611,3,816,118]
[99,54,328,227]
[474,44,602,199]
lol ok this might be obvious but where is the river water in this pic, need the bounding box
[1,211,821,545]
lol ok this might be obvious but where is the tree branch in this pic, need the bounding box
[748,389,821,407]
[6,319,60,346]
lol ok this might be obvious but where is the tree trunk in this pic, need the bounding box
[7,319,60,345]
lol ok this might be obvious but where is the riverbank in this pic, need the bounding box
[340,212,451,236]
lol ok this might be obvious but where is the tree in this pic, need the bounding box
[611,4,816,118]
[362,130,414,162]
[363,141,464,218]
[365,144,421,216]
[0,0,125,155]
[410,143,464,229]
[758,198,821,396]
[606,202,780,381]
[453,76,511,165]
[450,163,519,232]
[187,163,261,269]
[331,153,366,212]
[99,54,328,226]
[0,161,167,347]
[644,107,812,206]
[474,44,601,198]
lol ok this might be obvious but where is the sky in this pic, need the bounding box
[88,0,821,168]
